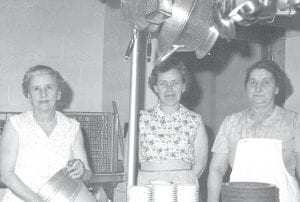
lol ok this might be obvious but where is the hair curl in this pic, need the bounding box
[244,60,285,94]
[148,57,191,94]
[22,65,65,98]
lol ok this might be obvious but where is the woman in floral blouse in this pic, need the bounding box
[137,57,208,186]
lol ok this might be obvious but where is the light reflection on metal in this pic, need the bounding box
[127,28,142,187]
[158,0,218,60]
[155,44,184,65]
[124,29,137,61]
[222,0,299,28]
[195,26,220,59]
[213,2,236,41]
[146,0,173,24]
[228,0,263,26]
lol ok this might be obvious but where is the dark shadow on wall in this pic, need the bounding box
[200,39,254,75]
[199,125,216,202]
[137,30,148,111]
[176,38,255,109]
[181,72,202,110]
[275,68,294,107]
[97,0,120,9]
[174,52,203,110]
[57,80,74,112]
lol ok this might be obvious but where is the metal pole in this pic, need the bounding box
[127,28,141,187]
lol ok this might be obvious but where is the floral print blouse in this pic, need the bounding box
[139,104,203,164]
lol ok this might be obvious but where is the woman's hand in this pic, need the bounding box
[66,159,85,179]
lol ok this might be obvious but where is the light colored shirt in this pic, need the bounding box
[212,105,300,177]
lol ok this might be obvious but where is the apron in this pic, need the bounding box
[230,138,300,202]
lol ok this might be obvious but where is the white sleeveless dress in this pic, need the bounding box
[2,111,79,202]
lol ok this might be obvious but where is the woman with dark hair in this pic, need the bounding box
[137,57,208,188]
[0,65,93,202]
[207,60,300,202]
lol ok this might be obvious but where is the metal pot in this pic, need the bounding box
[212,0,236,41]
[120,0,150,30]
[157,0,219,61]
[38,168,96,202]
[121,0,173,30]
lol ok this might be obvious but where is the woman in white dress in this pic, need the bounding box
[0,65,92,202]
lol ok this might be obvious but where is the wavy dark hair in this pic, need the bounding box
[244,60,291,105]
[245,60,284,92]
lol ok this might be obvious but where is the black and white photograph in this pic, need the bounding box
[1,0,300,201]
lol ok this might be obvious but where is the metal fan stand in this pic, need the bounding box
[126,28,143,187]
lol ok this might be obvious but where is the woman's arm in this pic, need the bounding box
[193,122,208,178]
[0,120,43,202]
[207,153,229,202]
[296,153,300,184]
[70,128,92,182]
[295,114,300,184]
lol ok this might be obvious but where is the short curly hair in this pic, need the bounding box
[22,65,65,98]
[244,60,285,95]
[148,57,191,94]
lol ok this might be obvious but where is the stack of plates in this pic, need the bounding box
[127,186,152,202]
[221,182,279,202]
[152,184,176,202]
[177,184,200,202]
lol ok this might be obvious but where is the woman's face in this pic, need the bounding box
[28,73,61,112]
[154,68,186,108]
[246,68,279,108]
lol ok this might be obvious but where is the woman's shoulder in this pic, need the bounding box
[181,106,202,120]
[140,107,156,117]
[222,109,248,125]
[9,111,32,123]
[57,111,79,125]
[276,106,299,121]
[277,106,298,115]
[228,109,247,118]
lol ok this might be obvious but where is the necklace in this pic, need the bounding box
[37,114,57,125]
